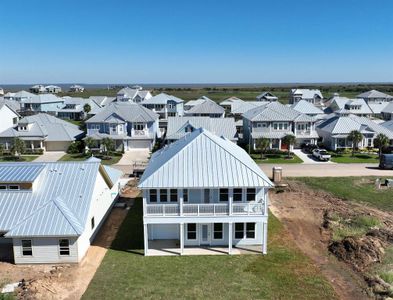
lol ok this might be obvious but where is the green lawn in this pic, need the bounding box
[298,177,393,212]
[59,153,122,165]
[83,200,336,300]
[251,153,303,164]
[330,152,379,163]
[0,155,38,162]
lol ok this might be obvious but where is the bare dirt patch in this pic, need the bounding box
[269,181,393,300]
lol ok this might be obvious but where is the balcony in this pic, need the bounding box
[145,202,265,217]
[131,129,150,138]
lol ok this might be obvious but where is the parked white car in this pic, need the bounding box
[312,149,331,161]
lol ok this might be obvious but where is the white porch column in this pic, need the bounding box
[229,189,233,215]
[228,222,233,255]
[262,222,268,254]
[180,223,184,255]
[144,223,148,256]
[278,139,282,150]
[40,140,43,149]
[31,141,34,149]
[179,189,184,216]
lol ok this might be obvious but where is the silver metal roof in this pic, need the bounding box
[142,93,183,105]
[0,160,116,237]
[291,100,324,115]
[185,99,224,115]
[0,164,45,182]
[291,89,323,99]
[357,90,393,99]
[139,128,273,189]
[243,102,314,122]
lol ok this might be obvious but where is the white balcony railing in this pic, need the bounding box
[145,202,265,217]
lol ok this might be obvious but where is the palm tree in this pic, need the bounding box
[374,133,389,157]
[282,134,296,158]
[347,130,363,157]
[255,138,270,160]
[101,137,115,156]
[10,137,26,160]
[84,137,95,155]
[83,103,91,114]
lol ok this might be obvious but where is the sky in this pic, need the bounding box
[0,0,392,84]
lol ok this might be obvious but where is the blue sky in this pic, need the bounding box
[0,0,392,84]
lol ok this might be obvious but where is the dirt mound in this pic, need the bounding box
[329,236,386,272]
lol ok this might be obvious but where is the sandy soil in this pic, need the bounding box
[268,181,392,300]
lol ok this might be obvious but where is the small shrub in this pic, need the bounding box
[67,141,84,154]
[380,271,393,285]
[352,215,380,228]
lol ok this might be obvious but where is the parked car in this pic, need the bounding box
[379,154,393,170]
[312,149,331,161]
[302,143,319,154]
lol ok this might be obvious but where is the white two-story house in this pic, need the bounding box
[141,93,184,120]
[139,128,273,255]
[289,89,323,106]
[243,102,318,150]
[85,102,159,150]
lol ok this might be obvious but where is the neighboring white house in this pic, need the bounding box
[256,92,278,102]
[357,90,393,103]
[57,97,101,120]
[0,88,4,96]
[325,96,373,117]
[0,100,20,133]
[45,85,62,93]
[0,159,122,264]
[139,128,273,256]
[243,102,319,150]
[116,87,152,103]
[29,85,46,94]
[0,113,84,152]
[289,89,323,106]
[69,85,85,92]
[165,116,238,143]
[85,102,159,150]
[4,90,36,102]
[316,112,393,150]
[141,93,184,119]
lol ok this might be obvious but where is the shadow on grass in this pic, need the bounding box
[110,198,144,255]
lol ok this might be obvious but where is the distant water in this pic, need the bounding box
[1,82,391,92]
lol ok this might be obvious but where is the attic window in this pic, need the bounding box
[185,126,193,133]
[8,185,20,190]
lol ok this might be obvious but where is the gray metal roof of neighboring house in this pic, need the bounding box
[4,90,36,99]
[382,102,393,114]
[139,128,273,189]
[0,113,84,141]
[102,165,123,186]
[185,99,224,115]
[0,164,45,182]
[142,93,183,104]
[382,120,393,132]
[166,116,237,141]
[243,102,314,122]
[317,113,393,139]
[0,160,103,237]
[368,102,389,114]
[219,96,243,106]
[89,96,116,107]
[185,99,206,108]
[291,100,324,115]
[256,92,278,100]
[0,99,21,115]
[58,97,101,113]
[86,102,159,124]
[231,101,267,115]
[357,90,393,99]
[291,89,323,99]
[22,94,64,104]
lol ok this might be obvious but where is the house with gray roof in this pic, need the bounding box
[357,90,393,103]
[381,102,393,121]
[381,120,393,133]
[89,96,116,107]
[57,97,101,120]
[289,89,323,106]
[316,112,393,150]
[141,93,184,119]
[20,94,65,113]
[243,102,319,150]
[69,85,85,92]
[256,92,278,102]
[4,90,36,102]
[291,100,324,118]
[116,87,152,103]
[166,116,237,143]
[219,97,244,113]
[30,85,47,94]
[45,85,62,93]
[184,96,211,110]
[139,128,273,256]
[0,113,84,152]
[85,102,159,150]
[0,159,122,264]
[184,98,225,118]
[325,96,373,117]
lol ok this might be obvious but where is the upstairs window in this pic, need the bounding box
[150,189,157,202]
[246,188,256,202]
[8,185,20,190]
[170,189,178,202]
[134,123,144,130]
[183,189,188,202]
[233,188,243,202]
[59,239,70,256]
[219,189,229,202]
[160,189,168,202]
[22,240,32,256]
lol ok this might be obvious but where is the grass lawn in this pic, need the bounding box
[59,153,122,165]
[298,177,393,212]
[251,153,303,164]
[82,200,336,300]
[0,155,38,162]
[330,152,379,163]
[63,119,84,128]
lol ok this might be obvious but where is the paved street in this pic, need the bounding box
[260,163,393,177]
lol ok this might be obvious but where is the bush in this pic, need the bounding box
[22,148,44,155]
[67,141,84,154]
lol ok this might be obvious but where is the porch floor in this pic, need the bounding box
[147,239,262,256]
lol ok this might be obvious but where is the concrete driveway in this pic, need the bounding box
[293,149,335,164]
[112,149,150,175]
[34,151,66,162]
[260,163,393,177]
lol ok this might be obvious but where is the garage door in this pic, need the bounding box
[150,224,179,240]
[46,141,71,151]
[128,140,152,150]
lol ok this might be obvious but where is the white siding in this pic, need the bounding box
[13,237,78,264]
[0,105,18,133]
